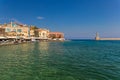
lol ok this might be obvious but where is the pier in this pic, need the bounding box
[95,32,120,40]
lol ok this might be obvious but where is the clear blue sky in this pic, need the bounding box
[0,0,120,39]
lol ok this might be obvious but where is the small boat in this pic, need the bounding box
[31,38,36,42]
[13,41,19,44]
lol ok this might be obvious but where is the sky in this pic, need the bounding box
[0,0,120,39]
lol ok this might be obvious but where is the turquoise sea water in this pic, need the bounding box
[0,40,120,80]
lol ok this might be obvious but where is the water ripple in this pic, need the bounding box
[0,41,120,80]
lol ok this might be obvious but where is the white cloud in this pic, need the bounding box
[37,16,44,20]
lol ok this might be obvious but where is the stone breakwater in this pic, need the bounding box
[98,38,120,40]
[95,37,120,40]
[95,32,120,40]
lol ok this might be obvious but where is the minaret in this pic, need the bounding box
[95,32,100,40]
[11,21,12,27]
[28,26,30,37]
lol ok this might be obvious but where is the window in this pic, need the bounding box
[12,23,17,27]
[17,29,22,32]
[43,33,45,36]
[5,28,11,32]
[13,29,16,32]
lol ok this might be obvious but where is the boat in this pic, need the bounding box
[31,37,36,42]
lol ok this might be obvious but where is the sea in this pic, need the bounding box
[0,40,120,80]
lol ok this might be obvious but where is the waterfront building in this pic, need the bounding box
[38,28,49,39]
[30,26,38,37]
[0,27,5,36]
[30,26,49,39]
[48,32,64,40]
[0,22,29,39]
[0,22,65,41]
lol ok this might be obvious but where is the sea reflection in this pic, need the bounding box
[39,42,49,51]
[38,42,50,58]
[21,43,34,52]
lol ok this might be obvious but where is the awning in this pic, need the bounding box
[0,36,8,39]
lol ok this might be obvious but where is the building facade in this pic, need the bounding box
[48,32,64,40]
[0,27,5,36]
[38,29,49,39]
[0,22,65,40]
[0,22,29,39]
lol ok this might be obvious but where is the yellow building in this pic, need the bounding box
[38,28,49,39]
[29,26,49,39]
[1,22,29,39]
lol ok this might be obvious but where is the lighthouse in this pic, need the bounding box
[95,32,100,40]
